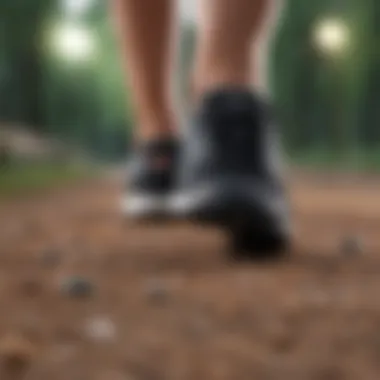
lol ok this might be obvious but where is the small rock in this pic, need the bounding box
[144,278,170,305]
[84,316,116,342]
[341,235,363,257]
[60,276,95,298]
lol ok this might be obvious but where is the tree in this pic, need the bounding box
[0,0,56,129]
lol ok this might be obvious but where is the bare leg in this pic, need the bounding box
[172,1,289,258]
[111,0,178,141]
[192,0,270,98]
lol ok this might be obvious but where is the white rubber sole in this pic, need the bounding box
[168,186,215,216]
[121,194,173,220]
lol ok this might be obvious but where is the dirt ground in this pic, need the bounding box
[1,172,380,380]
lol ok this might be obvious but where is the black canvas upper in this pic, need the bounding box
[127,138,179,196]
[177,87,285,194]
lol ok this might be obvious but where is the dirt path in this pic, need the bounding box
[0,174,380,380]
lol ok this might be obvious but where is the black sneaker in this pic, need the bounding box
[122,138,179,221]
[172,87,291,258]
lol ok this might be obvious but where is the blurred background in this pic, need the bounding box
[0,2,380,378]
[0,0,379,196]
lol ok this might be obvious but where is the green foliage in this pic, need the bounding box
[0,0,54,127]
[0,162,93,197]
[0,0,378,168]
[41,0,130,160]
[271,0,379,163]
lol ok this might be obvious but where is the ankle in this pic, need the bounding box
[136,129,178,144]
[191,68,253,104]
[134,110,179,143]
[135,120,178,142]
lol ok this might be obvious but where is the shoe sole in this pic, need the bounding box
[122,186,291,260]
[121,194,175,224]
[170,183,291,260]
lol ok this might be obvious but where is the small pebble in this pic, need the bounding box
[60,276,95,298]
[84,316,116,342]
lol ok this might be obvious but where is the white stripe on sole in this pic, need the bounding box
[121,194,169,218]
